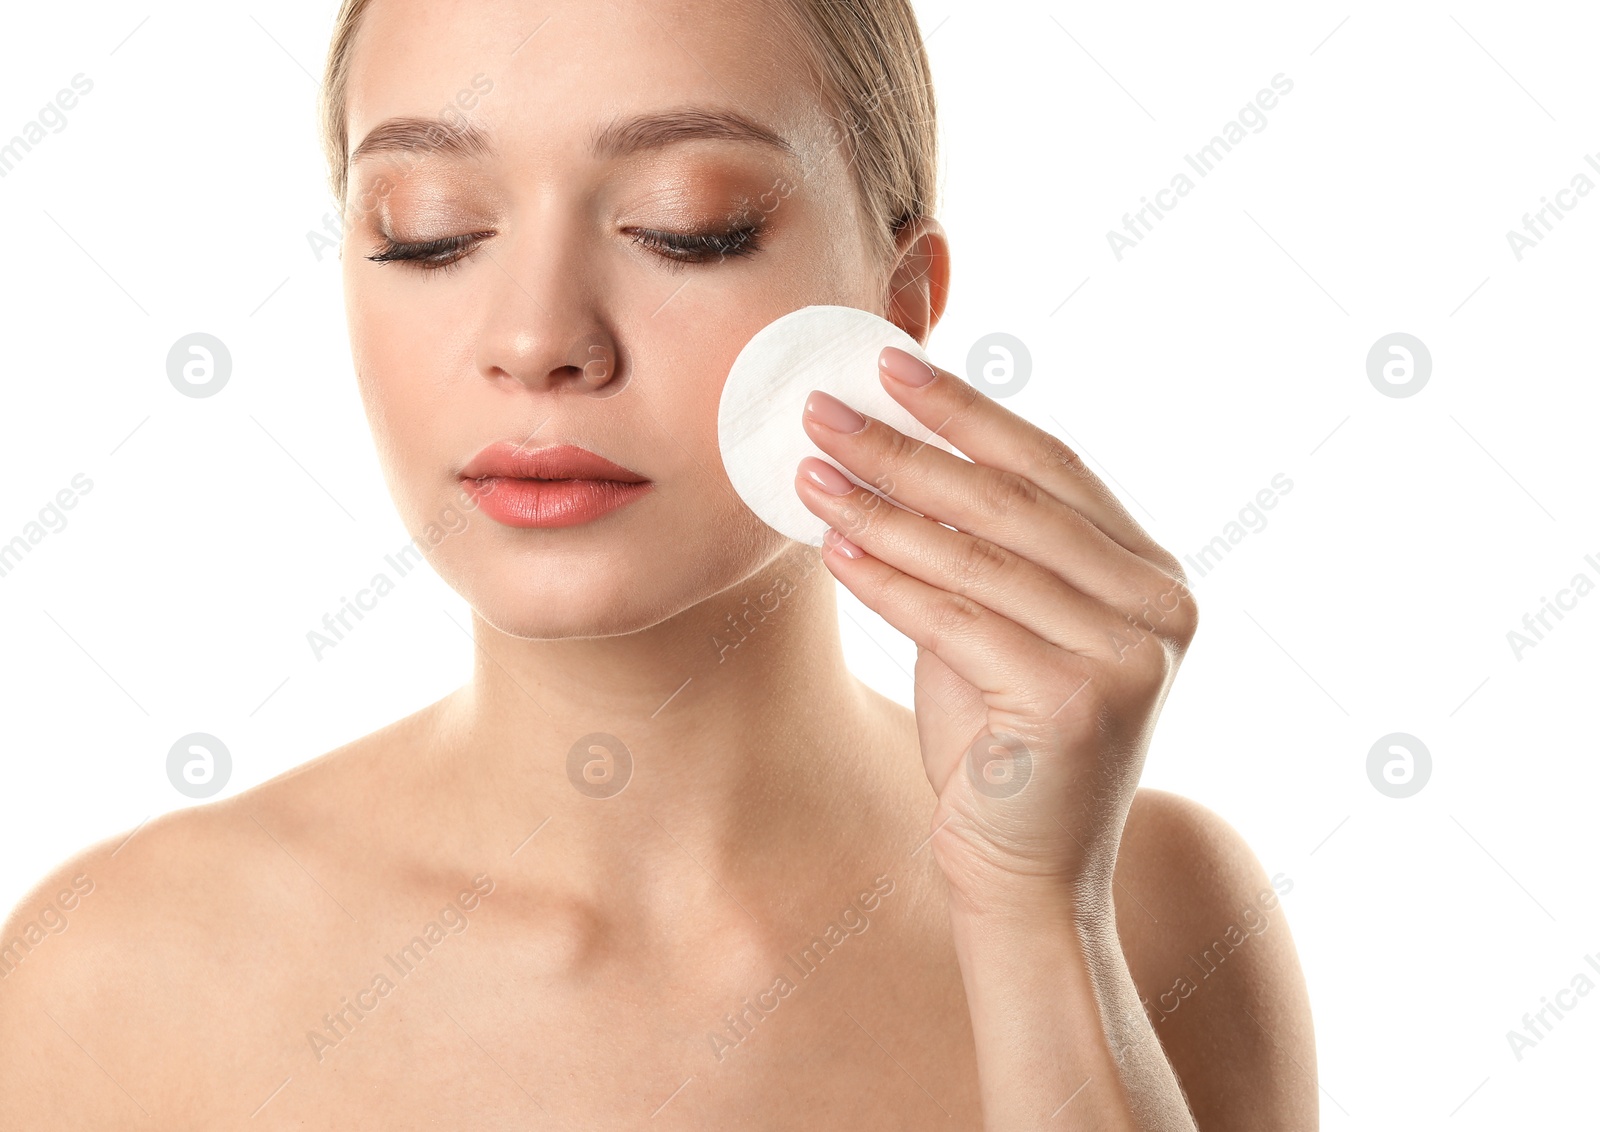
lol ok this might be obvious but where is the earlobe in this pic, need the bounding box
[884,216,951,347]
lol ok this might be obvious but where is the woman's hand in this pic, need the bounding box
[794,345,1197,922]
[795,345,1206,1129]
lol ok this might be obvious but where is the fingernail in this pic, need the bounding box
[824,527,865,559]
[804,390,868,434]
[879,346,936,387]
[799,456,856,496]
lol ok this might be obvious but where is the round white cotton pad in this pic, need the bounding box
[717,305,959,547]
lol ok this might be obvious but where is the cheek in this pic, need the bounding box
[346,286,469,461]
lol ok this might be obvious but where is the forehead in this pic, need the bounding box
[344,0,836,173]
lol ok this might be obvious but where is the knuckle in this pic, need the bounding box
[975,469,1039,519]
[875,422,922,476]
[1110,615,1166,675]
[1038,435,1085,478]
[1152,577,1199,646]
[954,536,1012,585]
[1109,638,1169,694]
[951,375,987,418]
[928,591,986,643]
[1134,638,1173,681]
[1153,549,1187,585]
[1171,588,1200,646]
[1120,575,1197,651]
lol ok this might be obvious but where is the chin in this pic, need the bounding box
[442,548,669,640]
[468,588,657,641]
[432,516,790,641]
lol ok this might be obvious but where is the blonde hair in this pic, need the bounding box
[316,0,938,265]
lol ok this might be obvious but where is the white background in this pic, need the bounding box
[1,1,1596,1127]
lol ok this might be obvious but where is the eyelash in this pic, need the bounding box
[366,232,492,274]
[365,224,765,274]
[628,225,764,267]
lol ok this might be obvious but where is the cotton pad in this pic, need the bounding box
[717,305,959,546]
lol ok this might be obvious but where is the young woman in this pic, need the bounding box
[0,0,1316,1126]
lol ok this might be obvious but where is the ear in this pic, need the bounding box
[884,216,951,348]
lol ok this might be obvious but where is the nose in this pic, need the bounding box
[474,224,624,397]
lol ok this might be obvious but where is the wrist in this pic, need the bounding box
[941,868,1116,938]
[934,850,1113,920]
[929,813,1120,929]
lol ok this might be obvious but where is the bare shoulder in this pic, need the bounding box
[1112,787,1318,1130]
[0,709,430,1123]
[0,799,274,1120]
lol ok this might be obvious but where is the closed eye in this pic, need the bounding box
[366,232,493,273]
[364,222,766,275]
[626,224,764,267]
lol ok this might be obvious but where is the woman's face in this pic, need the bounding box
[340,0,890,638]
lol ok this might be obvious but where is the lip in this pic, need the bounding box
[459,441,648,483]
[458,441,653,529]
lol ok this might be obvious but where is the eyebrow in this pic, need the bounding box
[350,117,495,165]
[589,107,795,160]
[348,107,795,168]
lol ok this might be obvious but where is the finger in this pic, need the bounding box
[814,526,1096,723]
[796,456,1131,659]
[876,346,1180,576]
[802,394,1193,638]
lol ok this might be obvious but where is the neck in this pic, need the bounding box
[427,541,923,916]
